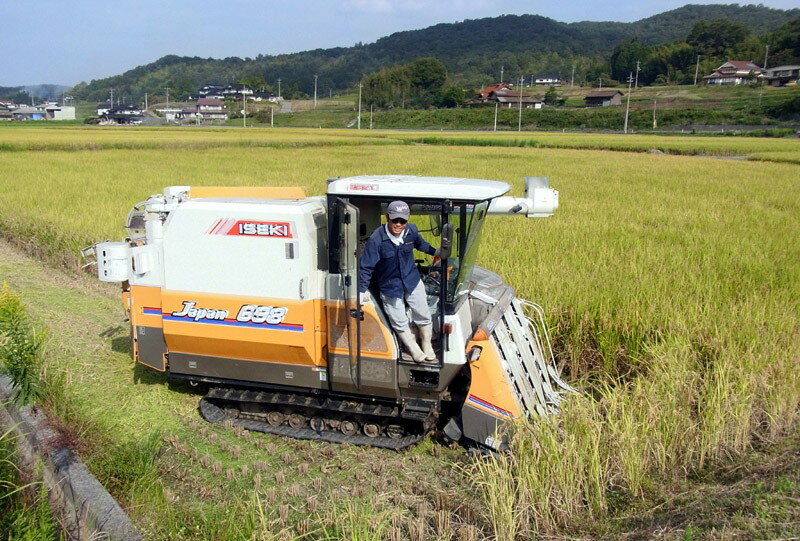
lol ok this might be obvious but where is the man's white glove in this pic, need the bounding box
[359,291,371,305]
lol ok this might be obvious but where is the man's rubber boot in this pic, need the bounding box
[397,328,426,363]
[419,324,436,361]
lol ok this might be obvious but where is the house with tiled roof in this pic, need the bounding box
[178,98,228,123]
[198,84,226,99]
[470,83,543,108]
[251,90,277,102]
[703,61,763,85]
[763,65,800,87]
[477,82,511,100]
[197,98,228,121]
[491,89,543,109]
[584,90,623,107]
[197,98,224,111]
[222,84,253,100]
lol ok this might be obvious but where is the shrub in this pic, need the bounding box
[0,283,46,405]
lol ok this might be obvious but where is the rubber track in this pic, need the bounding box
[199,388,426,451]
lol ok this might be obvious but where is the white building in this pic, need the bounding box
[45,105,75,120]
[156,107,183,121]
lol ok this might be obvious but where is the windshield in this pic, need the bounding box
[444,201,488,306]
[357,198,489,309]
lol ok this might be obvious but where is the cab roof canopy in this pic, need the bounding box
[327,175,511,201]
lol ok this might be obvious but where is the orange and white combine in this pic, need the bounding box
[87,175,572,451]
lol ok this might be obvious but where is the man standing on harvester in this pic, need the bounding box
[358,200,445,363]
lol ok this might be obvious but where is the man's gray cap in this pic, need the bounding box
[387,200,410,220]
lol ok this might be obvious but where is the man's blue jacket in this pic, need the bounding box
[358,223,436,299]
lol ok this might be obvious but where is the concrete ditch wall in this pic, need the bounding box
[0,376,141,541]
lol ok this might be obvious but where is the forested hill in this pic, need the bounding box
[71,3,798,102]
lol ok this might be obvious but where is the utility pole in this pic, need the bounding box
[165,87,170,108]
[759,45,769,108]
[369,104,373,129]
[599,77,602,89]
[652,98,657,129]
[634,60,641,89]
[110,89,114,107]
[243,94,247,128]
[277,79,281,99]
[270,106,274,127]
[571,63,576,88]
[624,72,633,134]
[144,92,148,111]
[313,74,318,108]
[517,76,523,132]
[493,101,498,132]
[357,83,362,130]
[500,65,504,83]
[694,55,701,85]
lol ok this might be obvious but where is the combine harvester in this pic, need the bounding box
[86,175,572,451]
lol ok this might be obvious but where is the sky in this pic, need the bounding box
[1,0,797,86]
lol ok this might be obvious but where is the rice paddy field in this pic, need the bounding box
[0,124,798,539]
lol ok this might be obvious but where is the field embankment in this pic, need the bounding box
[0,125,798,539]
[243,85,800,134]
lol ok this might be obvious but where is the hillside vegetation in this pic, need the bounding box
[69,4,798,103]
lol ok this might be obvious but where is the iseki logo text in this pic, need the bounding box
[209,219,294,238]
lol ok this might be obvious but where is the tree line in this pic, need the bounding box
[608,17,800,86]
[360,58,467,109]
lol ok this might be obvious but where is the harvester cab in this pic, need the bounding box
[87,175,572,452]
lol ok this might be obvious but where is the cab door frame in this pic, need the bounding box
[331,197,362,389]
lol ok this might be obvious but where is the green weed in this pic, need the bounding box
[0,283,46,405]
[0,428,60,540]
